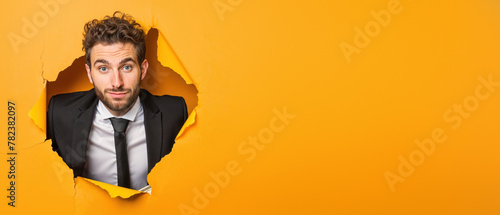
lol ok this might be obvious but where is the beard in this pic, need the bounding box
[94,81,141,115]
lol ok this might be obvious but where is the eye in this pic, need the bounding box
[123,65,132,71]
[99,67,108,72]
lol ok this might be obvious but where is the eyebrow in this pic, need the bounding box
[119,57,136,65]
[94,59,109,67]
[93,57,137,67]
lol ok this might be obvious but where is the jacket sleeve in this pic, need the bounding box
[46,96,61,156]
[181,97,188,122]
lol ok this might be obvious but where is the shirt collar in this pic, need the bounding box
[97,96,142,122]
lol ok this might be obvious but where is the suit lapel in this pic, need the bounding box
[141,90,163,173]
[71,89,98,177]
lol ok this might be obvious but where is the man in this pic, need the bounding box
[46,12,187,190]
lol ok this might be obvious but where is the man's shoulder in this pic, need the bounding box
[49,89,97,109]
[141,89,185,104]
[151,94,185,103]
[140,89,187,118]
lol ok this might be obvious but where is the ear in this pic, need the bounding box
[140,59,149,80]
[85,64,93,84]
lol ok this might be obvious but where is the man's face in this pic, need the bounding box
[85,42,148,116]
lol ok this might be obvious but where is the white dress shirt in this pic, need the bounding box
[83,97,149,190]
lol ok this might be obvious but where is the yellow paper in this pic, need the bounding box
[2,1,500,214]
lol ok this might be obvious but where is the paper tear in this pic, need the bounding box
[30,25,199,199]
[176,106,197,140]
[29,85,46,131]
[157,30,193,84]
[78,178,146,199]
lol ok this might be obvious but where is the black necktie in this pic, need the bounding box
[109,117,131,188]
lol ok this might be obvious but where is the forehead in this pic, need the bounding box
[90,42,137,63]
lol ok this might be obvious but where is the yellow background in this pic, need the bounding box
[2,0,500,214]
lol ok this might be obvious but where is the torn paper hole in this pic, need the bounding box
[30,27,198,199]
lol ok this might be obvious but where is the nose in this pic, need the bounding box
[111,70,124,88]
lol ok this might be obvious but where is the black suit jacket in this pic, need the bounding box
[46,88,187,177]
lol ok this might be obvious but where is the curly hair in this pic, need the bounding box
[82,11,146,67]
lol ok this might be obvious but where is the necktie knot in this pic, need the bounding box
[109,118,130,133]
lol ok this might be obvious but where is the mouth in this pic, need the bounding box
[107,91,128,99]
